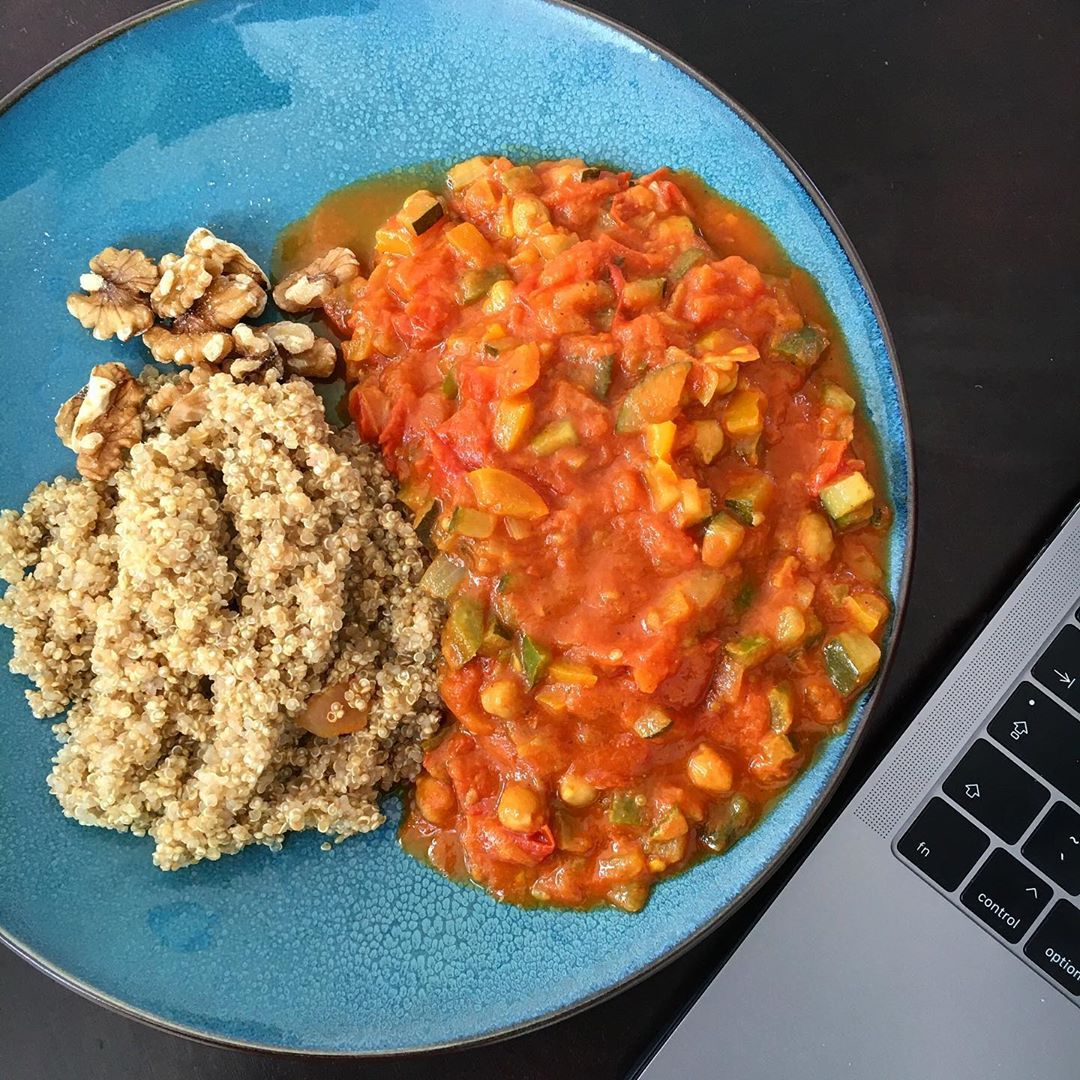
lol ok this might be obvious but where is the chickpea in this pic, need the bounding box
[415,774,456,828]
[558,773,598,807]
[796,511,835,571]
[497,782,544,833]
[511,195,551,238]
[687,744,735,794]
[480,678,522,720]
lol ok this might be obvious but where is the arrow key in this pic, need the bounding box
[943,739,1050,843]
[1033,623,1080,711]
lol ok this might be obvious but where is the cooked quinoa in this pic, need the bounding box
[0,369,443,869]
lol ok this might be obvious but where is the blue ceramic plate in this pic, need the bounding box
[0,0,912,1055]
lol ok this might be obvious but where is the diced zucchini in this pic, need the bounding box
[478,622,513,659]
[547,658,598,688]
[843,591,890,634]
[504,517,532,540]
[723,473,773,527]
[822,382,856,413]
[751,732,798,778]
[484,279,515,313]
[592,354,614,398]
[621,277,666,311]
[819,471,875,522]
[648,805,689,844]
[771,325,828,368]
[701,512,745,568]
[633,707,673,739]
[579,167,603,182]
[732,433,761,465]
[680,569,726,609]
[724,634,771,668]
[692,420,725,464]
[501,165,541,193]
[493,397,534,452]
[566,353,614,400]
[615,361,691,433]
[441,369,458,399]
[401,191,445,236]
[667,247,707,284]
[442,596,485,669]
[823,631,881,696]
[796,510,835,569]
[674,479,712,528]
[608,789,646,827]
[467,468,549,520]
[733,579,755,616]
[773,606,806,649]
[519,633,551,689]
[528,418,579,456]
[644,420,677,459]
[768,683,795,733]
[448,506,496,539]
[458,264,509,305]
[700,794,753,853]
[447,156,492,190]
[419,553,467,599]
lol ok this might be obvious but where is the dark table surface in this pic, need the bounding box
[1,0,1078,1077]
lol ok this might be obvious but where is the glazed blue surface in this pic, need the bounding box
[0,0,911,1055]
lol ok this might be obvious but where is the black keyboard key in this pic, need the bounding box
[898,797,989,890]
[960,849,1051,943]
[1023,802,1080,895]
[987,683,1080,804]
[941,739,1049,843]
[1024,900,1080,997]
[1033,624,1080,711]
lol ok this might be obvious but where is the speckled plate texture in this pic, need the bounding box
[0,0,912,1056]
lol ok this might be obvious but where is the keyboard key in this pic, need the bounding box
[941,739,1050,843]
[898,797,989,891]
[987,683,1080,804]
[1024,900,1080,996]
[960,849,1051,943]
[1033,624,1080,710]
[1023,802,1080,895]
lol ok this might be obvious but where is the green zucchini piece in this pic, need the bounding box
[723,473,772,527]
[724,634,771,668]
[406,198,445,236]
[768,683,795,733]
[580,167,603,181]
[608,789,646,826]
[823,631,881,696]
[443,597,485,669]
[771,325,828,368]
[821,382,856,413]
[441,369,458,399]
[448,506,496,538]
[820,471,875,522]
[528,418,579,456]
[667,247,707,285]
[519,633,551,689]
[699,794,753,853]
[614,361,691,433]
[458,264,509,305]
[633,707,673,739]
[733,579,755,616]
[419,552,467,599]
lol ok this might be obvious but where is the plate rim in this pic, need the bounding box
[0,0,917,1058]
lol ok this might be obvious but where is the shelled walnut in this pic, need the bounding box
[66,248,158,341]
[273,247,360,313]
[54,362,145,481]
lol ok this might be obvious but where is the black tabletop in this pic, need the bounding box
[1,1,1078,1077]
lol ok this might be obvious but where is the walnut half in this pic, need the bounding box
[66,248,158,341]
[227,322,337,383]
[272,248,360,313]
[54,362,145,481]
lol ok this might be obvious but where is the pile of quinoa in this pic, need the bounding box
[0,369,443,869]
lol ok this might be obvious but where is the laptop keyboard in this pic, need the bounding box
[896,604,1080,1004]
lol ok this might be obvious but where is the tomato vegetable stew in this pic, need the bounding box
[327,156,891,911]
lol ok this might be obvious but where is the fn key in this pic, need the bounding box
[898,797,990,891]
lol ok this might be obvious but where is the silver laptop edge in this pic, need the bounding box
[639,502,1080,1079]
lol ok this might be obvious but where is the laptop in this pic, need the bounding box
[637,501,1080,1078]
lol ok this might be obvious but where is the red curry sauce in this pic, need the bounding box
[313,157,891,911]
